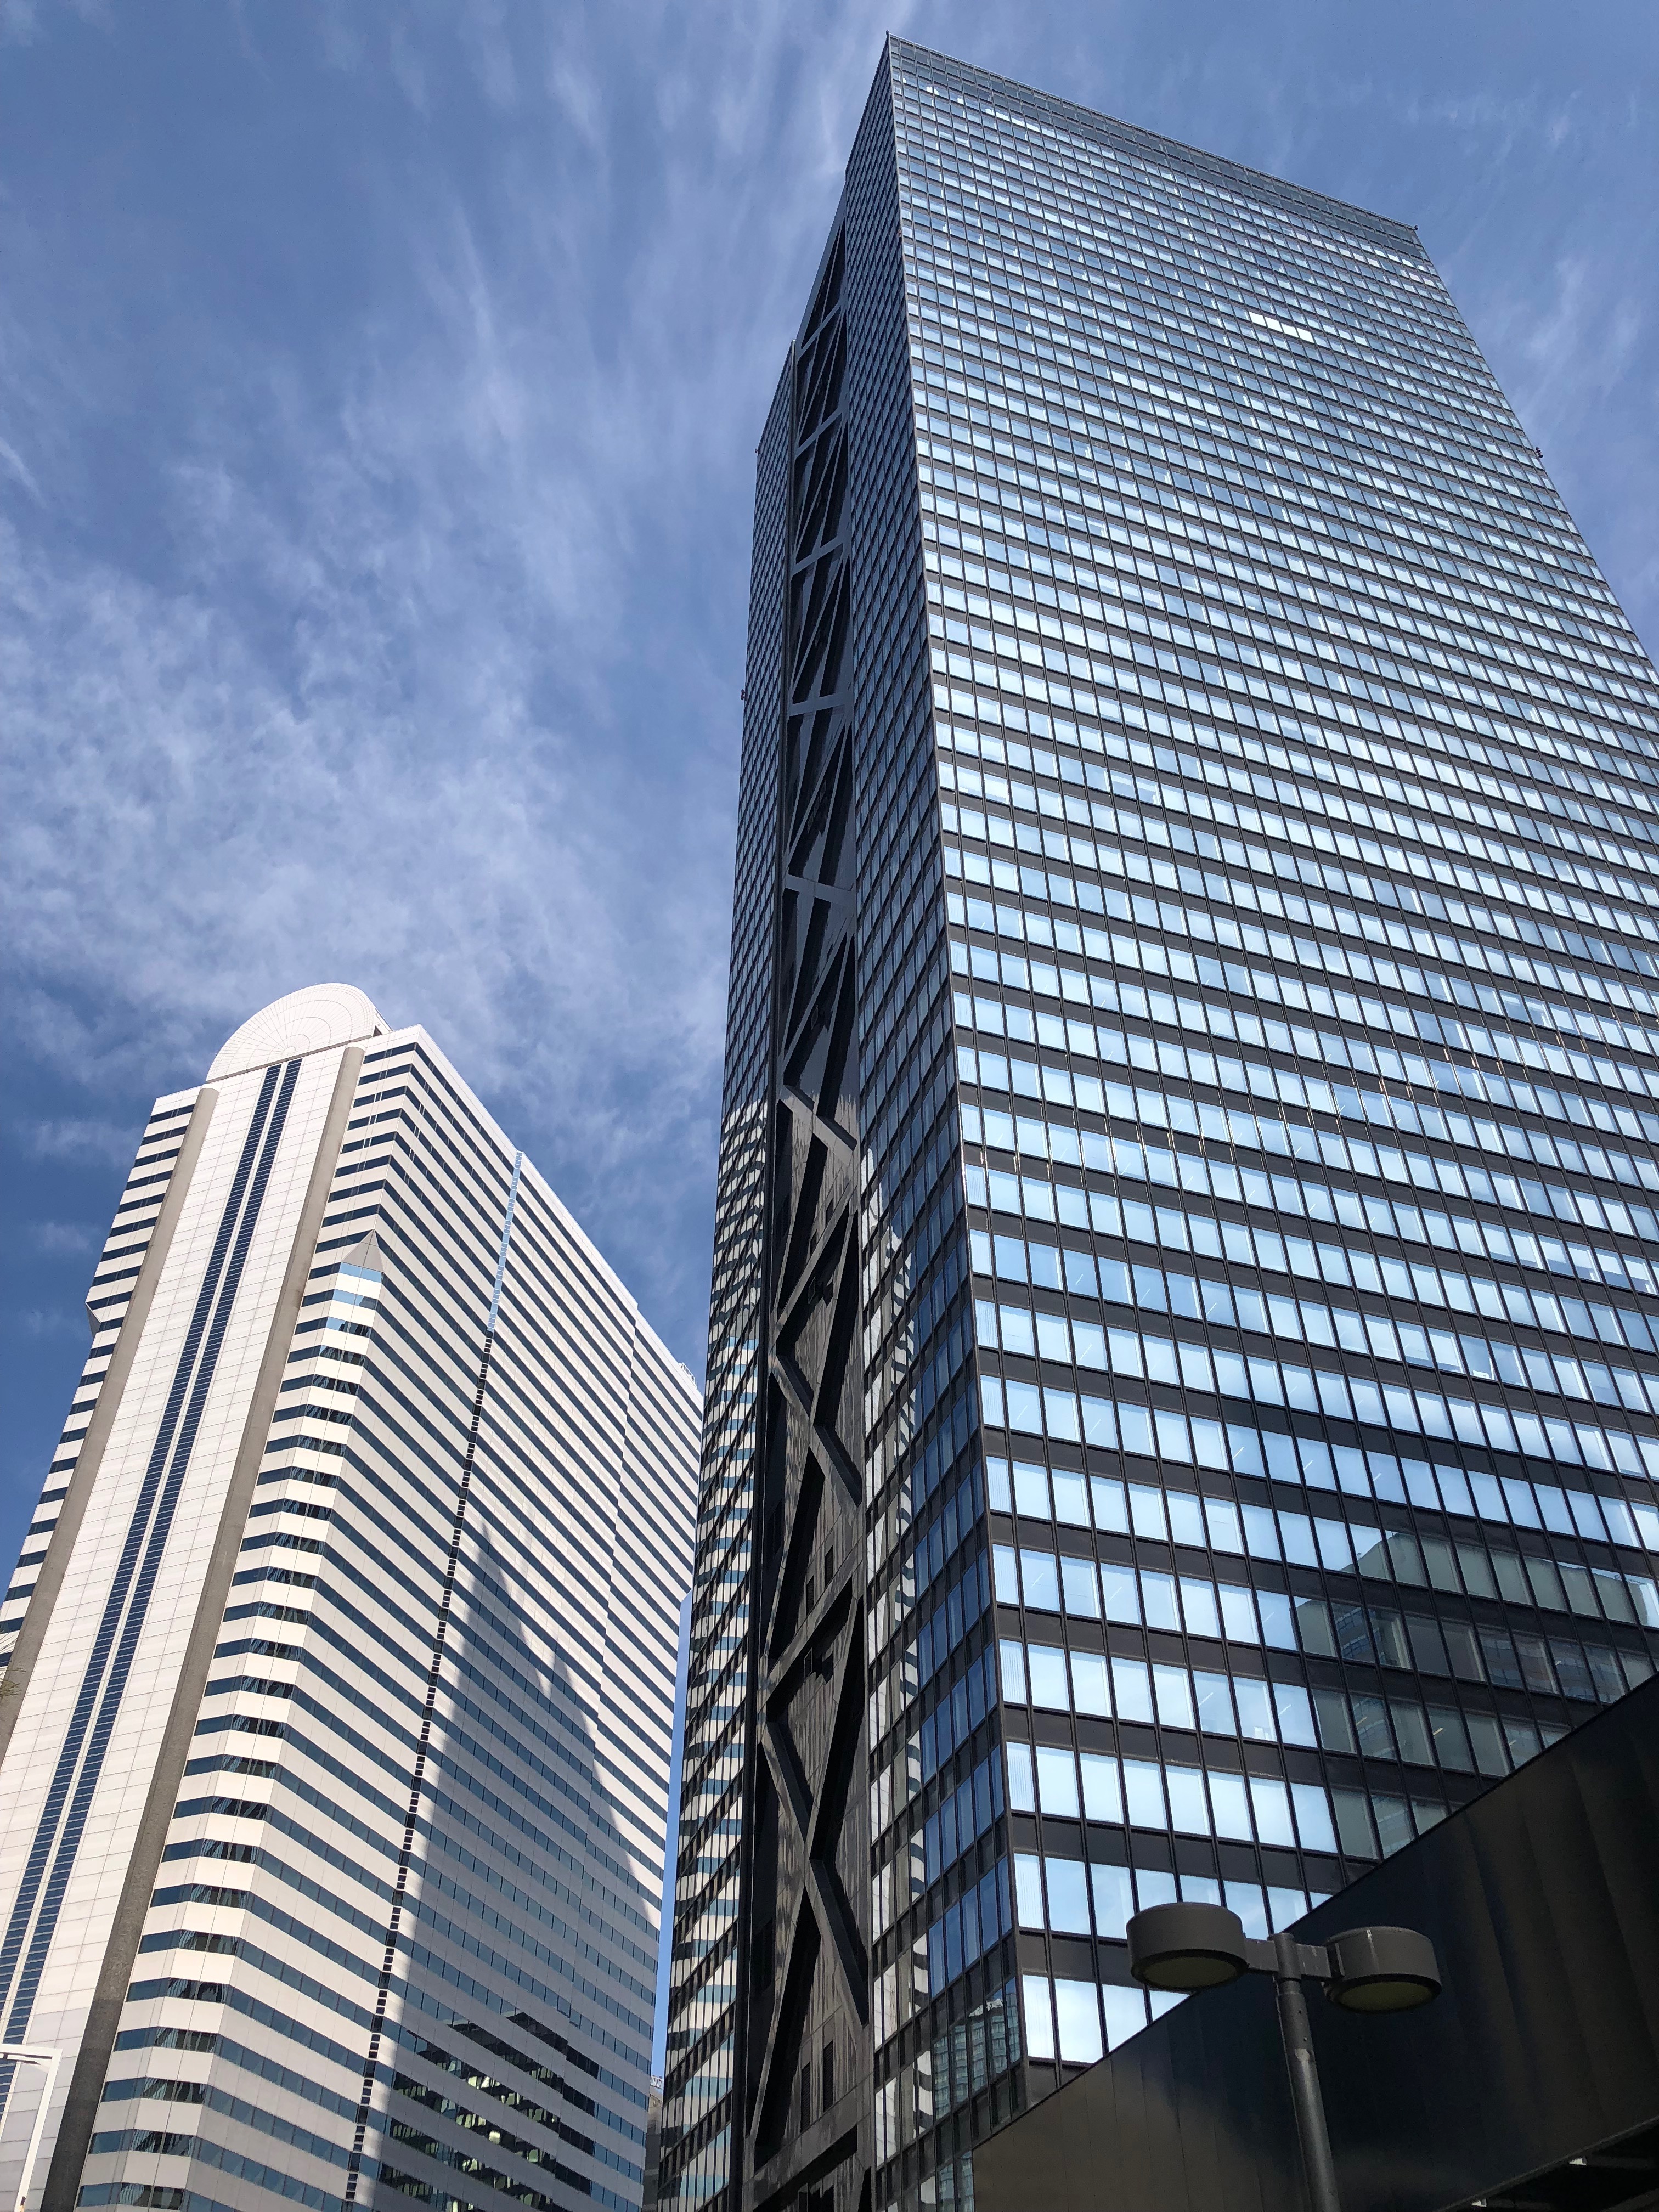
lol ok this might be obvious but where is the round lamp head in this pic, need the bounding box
[1325,1925,1442,2013]
[1127,1901,1251,1992]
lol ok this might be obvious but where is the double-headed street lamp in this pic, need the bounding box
[1127,1901,1441,2212]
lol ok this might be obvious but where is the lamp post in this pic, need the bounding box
[1126,1901,1440,2212]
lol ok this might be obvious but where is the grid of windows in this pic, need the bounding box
[874,37,1659,2212]
[668,36,1659,2212]
[0,1096,200,1654]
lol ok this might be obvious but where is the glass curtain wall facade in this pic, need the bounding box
[661,37,1659,2212]
[0,986,698,2212]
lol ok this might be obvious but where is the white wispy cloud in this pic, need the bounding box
[10,1307,91,1342]
[21,1116,144,1167]
[28,1222,98,1255]
[1,0,903,1363]
[1,0,1653,1437]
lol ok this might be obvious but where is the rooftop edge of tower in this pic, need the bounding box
[206,982,387,1081]
[884,36,1425,261]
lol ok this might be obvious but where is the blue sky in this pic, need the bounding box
[3,0,1655,1601]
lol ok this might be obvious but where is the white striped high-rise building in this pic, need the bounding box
[0,984,699,2212]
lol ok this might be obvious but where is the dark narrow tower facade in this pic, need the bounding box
[660,41,1659,2212]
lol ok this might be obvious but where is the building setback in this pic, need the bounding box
[657,38,1659,2212]
[0,984,699,2212]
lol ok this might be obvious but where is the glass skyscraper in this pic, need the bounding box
[660,37,1659,2212]
[0,984,699,2212]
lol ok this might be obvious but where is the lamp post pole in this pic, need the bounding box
[1271,1938,1341,2212]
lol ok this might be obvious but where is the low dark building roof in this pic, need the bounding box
[975,1675,1659,2211]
